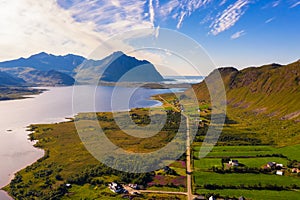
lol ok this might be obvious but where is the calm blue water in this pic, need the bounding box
[0,86,180,180]
[0,85,181,199]
[163,76,204,84]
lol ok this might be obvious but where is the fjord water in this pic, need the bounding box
[0,85,171,199]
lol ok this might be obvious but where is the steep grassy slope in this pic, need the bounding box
[191,60,300,121]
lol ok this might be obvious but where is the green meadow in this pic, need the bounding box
[196,189,300,200]
[3,110,187,200]
[192,145,300,199]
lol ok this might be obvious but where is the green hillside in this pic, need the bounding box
[188,60,300,146]
[191,60,300,121]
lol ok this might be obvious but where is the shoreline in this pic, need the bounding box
[1,116,76,200]
[0,190,13,200]
[0,87,70,200]
[98,81,192,89]
[1,85,183,200]
[0,87,46,101]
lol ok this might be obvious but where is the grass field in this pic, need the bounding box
[193,145,275,158]
[3,110,187,200]
[194,144,300,159]
[192,145,300,199]
[196,189,300,200]
[274,144,300,161]
[3,88,300,200]
[194,172,300,187]
[62,184,186,200]
[224,106,300,147]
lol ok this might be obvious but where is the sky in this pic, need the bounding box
[0,0,300,75]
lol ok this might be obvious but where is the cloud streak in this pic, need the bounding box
[231,30,245,39]
[290,1,300,8]
[0,0,102,61]
[272,0,281,7]
[265,17,275,24]
[66,0,152,35]
[159,0,213,29]
[210,0,250,35]
[149,0,155,26]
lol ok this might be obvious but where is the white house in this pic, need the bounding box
[109,182,124,193]
[229,159,239,166]
[276,170,283,176]
[276,163,283,169]
[209,196,216,200]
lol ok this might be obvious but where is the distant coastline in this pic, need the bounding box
[0,87,45,101]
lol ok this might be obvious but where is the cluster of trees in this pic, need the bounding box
[66,163,154,187]
[10,179,68,200]
[256,153,287,158]
[130,113,151,125]
[211,166,272,174]
[218,134,262,145]
[149,183,181,188]
[287,160,300,168]
[162,111,182,131]
[8,161,67,200]
[96,114,114,122]
[8,163,155,200]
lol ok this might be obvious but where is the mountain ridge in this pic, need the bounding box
[74,51,165,83]
[189,60,300,121]
[0,52,85,75]
[0,51,165,85]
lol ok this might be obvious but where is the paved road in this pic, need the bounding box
[184,115,193,200]
[158,96,194,200]
[123,185,187,196]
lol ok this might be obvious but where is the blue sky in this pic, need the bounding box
[0,0,299,74]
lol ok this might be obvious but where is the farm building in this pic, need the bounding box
[276,163,283,169]
[292,168,300,173]
[276,170,284,176]
[267,162,276,168]
[229,159,239,166]
[109,182,124,193]
[209,196,216,200]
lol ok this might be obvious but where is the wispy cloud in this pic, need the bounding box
[219,0,227,6]
[231,30,246,39]
[159,0,213,29]
[72,0,152,32]
[272,0,281,7]
[159,0,179,18]
[0,0,101,61]
[0,0,166,66]
[290,1,300,8]
[177,11,186,28]
[210,0,250,35]
[265,17,275,24]
[155,25,160,38]
[261,0,281,9]
[149,0,155,26]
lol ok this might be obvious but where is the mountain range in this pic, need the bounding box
[189,60,300,121]
[74,51,164,84]
[1,51,299,121]
[0,51,165,86]
[0,52,84,76]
